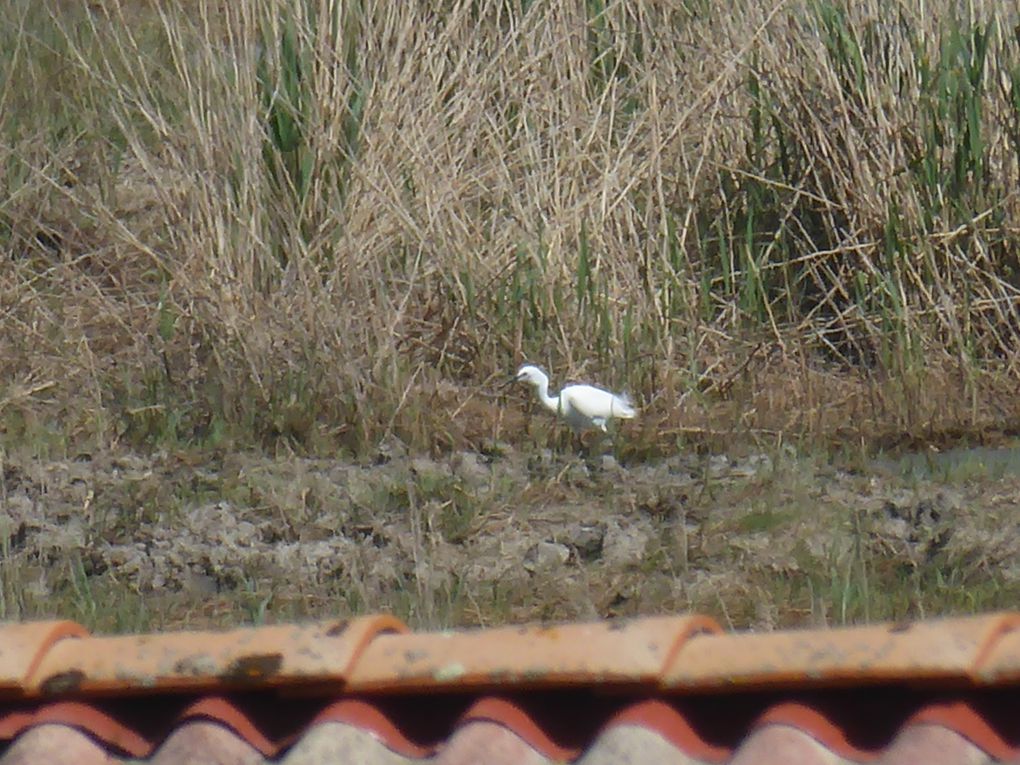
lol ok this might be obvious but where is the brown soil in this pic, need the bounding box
[2,443,1020,633]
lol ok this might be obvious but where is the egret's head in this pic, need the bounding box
[515,364,546,387]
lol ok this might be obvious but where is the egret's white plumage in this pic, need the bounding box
[514,364,636,433]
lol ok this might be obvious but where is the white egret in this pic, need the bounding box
[514,364,636,433]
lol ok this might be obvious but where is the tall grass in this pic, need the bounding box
[2,0,1020,457]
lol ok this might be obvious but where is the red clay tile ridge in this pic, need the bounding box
[6,613,1020,699]
[3,614,1020,763]
[17,615,406,697]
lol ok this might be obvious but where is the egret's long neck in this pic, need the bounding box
[534,379,560,414]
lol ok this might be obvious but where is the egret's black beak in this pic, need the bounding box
[500,374,519,390]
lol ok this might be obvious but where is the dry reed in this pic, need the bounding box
[2,0,1020,457]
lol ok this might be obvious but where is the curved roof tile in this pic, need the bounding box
[1,613,1020,763]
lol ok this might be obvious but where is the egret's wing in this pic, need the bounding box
[562,385,629,420]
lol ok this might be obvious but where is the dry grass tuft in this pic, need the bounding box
[3,0,1020,457]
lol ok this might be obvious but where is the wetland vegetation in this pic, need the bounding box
[3,0,1020,631]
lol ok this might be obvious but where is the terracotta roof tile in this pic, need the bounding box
[0,621,88,696]
[309,699,435,758]
[24,615,405,697]
[907,701,1016,762]
[280,721,410,765]
[2,613,1020,763]
[971,627,1020,683]
[751,702,873,761]
[880,724,992,765]
[148,721,265,765]
[601,700,730,762]
[175,696,280,756]
[1,724,119,765]
[436,720,553,765]
[0,700,150,756]
[347,615,720,692]
[726,726,853,765]
[663,614,1020,690]
[579,724,707,765]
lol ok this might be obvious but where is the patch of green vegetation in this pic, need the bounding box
[736,508,793,533]
[438,493,481,545]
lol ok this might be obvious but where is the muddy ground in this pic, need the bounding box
[2,441,1020,633]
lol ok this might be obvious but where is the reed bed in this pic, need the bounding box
[3,0,1020,457]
